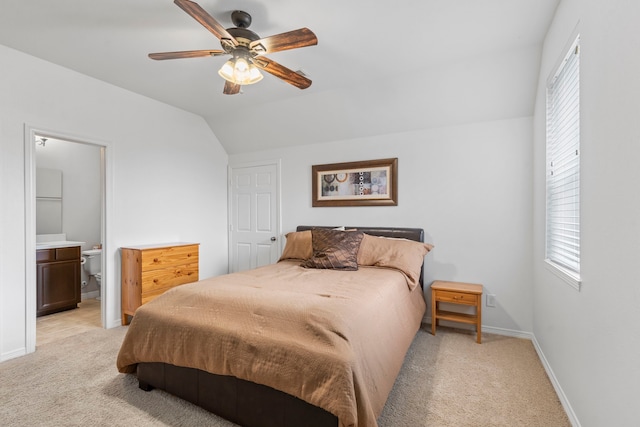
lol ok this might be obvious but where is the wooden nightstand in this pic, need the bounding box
[431,280,483,343]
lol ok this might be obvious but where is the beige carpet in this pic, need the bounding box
[0,325,569,426]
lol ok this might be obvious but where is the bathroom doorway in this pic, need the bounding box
[24,128,110,352]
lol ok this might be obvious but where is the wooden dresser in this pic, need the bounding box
[121,242,199,325]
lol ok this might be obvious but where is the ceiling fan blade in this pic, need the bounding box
[223,81,241,95]
[250,28,318,55]
[253,56,312,89]
[173,0,238,47]
[149,50,226,60]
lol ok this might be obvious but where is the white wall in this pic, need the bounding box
[532,1,640,425]
[230,117,534,333]
[0,44,229,360]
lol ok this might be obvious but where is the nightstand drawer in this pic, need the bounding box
[435,290,478,305]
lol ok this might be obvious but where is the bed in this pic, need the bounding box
[117,226,432,427]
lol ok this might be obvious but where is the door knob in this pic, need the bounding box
[270,236,277,242]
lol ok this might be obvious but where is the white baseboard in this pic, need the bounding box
[531,335,581,427]
[106,319,122,329]
[1,347,26,362]
[424,316,532,339]
[81,291,99,300]
[482,324,533,339]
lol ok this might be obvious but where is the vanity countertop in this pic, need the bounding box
[36,241,85,250]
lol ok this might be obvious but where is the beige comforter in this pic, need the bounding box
[117,260,426,427]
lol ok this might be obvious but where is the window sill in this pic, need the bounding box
[544,259,581,291]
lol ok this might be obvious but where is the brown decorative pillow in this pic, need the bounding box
[357,233,434,290]
[301,228,364,270]
[279,230,313,261]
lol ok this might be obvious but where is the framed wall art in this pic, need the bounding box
[312,158,398,207]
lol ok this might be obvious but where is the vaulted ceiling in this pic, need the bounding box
[0,0,559,154]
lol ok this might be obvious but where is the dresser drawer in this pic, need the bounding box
[141,263,199,294]
[434,290,478,305]
[140,244,199,270]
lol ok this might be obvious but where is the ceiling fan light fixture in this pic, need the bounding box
[150,2,316,94]
[218,56,263,85]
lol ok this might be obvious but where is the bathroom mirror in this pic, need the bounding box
[36,168,63,234]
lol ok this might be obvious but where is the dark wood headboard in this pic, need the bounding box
[296,226,426,288]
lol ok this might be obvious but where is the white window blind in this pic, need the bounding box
[546,36,580,278]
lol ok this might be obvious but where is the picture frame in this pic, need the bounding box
[312,158,398,207]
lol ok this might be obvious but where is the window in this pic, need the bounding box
[545,35,581,289]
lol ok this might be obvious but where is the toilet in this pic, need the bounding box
[82,249,102,300]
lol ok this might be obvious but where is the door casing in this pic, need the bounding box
[23,124,113,355]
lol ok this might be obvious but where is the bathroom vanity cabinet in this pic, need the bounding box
[36,246,81,316]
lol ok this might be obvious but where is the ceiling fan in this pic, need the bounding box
[149,0,318,95]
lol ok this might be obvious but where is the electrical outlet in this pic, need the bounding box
[486,294,496,307]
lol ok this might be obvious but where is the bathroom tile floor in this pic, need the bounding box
[36,298,102,347]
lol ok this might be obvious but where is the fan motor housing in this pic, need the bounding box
[227,27,260,47]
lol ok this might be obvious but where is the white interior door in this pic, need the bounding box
[229,162,280,273]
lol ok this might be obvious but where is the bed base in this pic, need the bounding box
[137,362,338,427]
[134,226,425,426]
